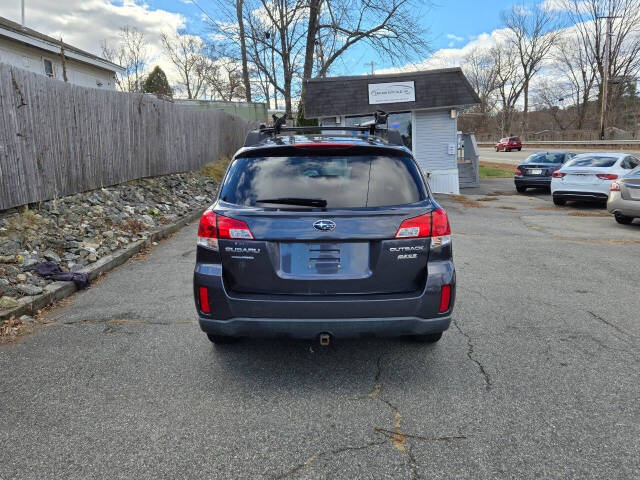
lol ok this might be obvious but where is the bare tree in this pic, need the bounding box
[101,26,149,92]
[161,32,211,99]
[502,3,562,135]
[461,47,499,130]
[206,58,246,101]
[491,43,527,135]
[552,33,598,129]
[560,0,640,132]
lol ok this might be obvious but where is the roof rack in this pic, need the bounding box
[245,110,404,147]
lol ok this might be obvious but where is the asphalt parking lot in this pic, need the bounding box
[1,178,639,479]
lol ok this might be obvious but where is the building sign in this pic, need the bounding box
[368,81,415,105]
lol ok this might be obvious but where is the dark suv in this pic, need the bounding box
[193,128,455,345]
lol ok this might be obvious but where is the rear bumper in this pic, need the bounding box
[552,190,609,202]
[194,259,455,338]
[198,316,451,339]
[515,177,551,188]
[607,191,640,217]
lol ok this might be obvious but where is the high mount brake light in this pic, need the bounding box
[197,211,254,251]
[610,182,621,191]
[552,171,566,178]
[293,142,354,149]
[395,208,451,247]
[597,173,618,180]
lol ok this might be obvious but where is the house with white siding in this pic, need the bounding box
[303,68,481,194]
[0,16,123,90]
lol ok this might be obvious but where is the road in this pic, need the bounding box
[479,146,640,166]
[1,179,640,479]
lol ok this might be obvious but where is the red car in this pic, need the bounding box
[495,136,522,152]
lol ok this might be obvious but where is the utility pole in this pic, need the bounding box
[599,12,618,141]
[21,0,25,28]
[365,61,375,76]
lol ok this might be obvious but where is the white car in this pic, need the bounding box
[551,152,640,206]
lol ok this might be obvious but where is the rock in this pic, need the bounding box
[19,315,36,323]
[87,254,98,263]
[0,255,16,263]
[16,273,27,282]
[16,284,43,296]
[43,249,61,263]
[140,215,154,225]
[0,296,19,310]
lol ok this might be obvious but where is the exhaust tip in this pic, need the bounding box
[318,333,331,347]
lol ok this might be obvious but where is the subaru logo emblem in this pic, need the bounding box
[313,219,336,231]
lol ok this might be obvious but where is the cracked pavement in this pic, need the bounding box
[1,178,640,479]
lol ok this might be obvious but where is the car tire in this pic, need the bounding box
[409,332,443,343]
[553,195,566,206]
[495,147,499,152]
[516,185,527,193]
[518,148,522,151]
[506,148,511,152]
[614,213,633,225]
[206,333,239,344]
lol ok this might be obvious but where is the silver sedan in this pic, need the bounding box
[607,165,640,224]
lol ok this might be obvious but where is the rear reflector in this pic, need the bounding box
[199,286,210,313]
[597,173,618,180]
[552,171,566,178]
[610,182,621,191]
[439,285,451,312]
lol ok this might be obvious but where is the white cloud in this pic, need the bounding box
[0,0,187,85]
[446,33,464,42]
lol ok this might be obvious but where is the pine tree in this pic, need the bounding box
[142,66,173,98]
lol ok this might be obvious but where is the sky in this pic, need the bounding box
[0,0,559,84]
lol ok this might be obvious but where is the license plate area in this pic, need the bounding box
[279,242,370,279]
[630,188,640,200]
[528,168,543,175]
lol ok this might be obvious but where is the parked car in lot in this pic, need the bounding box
[551,153,640,206]
[607,165,640,224]
[495,136,522,152]
[514,151,574,193]
[193,125,455,345]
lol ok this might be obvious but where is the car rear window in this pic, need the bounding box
[525,153,565,164]
[219,155,426,208]
[565,156,618,168]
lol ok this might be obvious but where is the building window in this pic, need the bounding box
[43,58,54,78]
[345,112,412,150]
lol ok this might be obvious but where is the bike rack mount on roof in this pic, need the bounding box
[245,110,404,147]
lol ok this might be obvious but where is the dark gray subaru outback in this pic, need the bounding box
[193,124,455,345]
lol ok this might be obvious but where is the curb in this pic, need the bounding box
[0,208,204,321]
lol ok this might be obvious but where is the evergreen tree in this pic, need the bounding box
[142,66,173,98]
[295,101,318,127]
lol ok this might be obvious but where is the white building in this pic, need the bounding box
[303,68,481,194]
[0,16,123,90]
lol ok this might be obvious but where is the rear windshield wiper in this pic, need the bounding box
[255,197,328,208]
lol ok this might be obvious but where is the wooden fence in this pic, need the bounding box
[0,62,250,210]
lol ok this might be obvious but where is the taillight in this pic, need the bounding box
[395,208,451,247]
[515,167,522,176]
[439,285,451,312]
[395,213,431,238]
[199,286,210,313]
[197,211,254,251]
[552,171,566,178]
[597,173,618,180]
[610,182,621,191]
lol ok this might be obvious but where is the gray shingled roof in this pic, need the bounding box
[0,15,123,72]
[302,67,481,118]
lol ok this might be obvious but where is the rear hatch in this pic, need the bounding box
[562,167,616,185]
[215,149,433,295]
[621,177,640,200]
